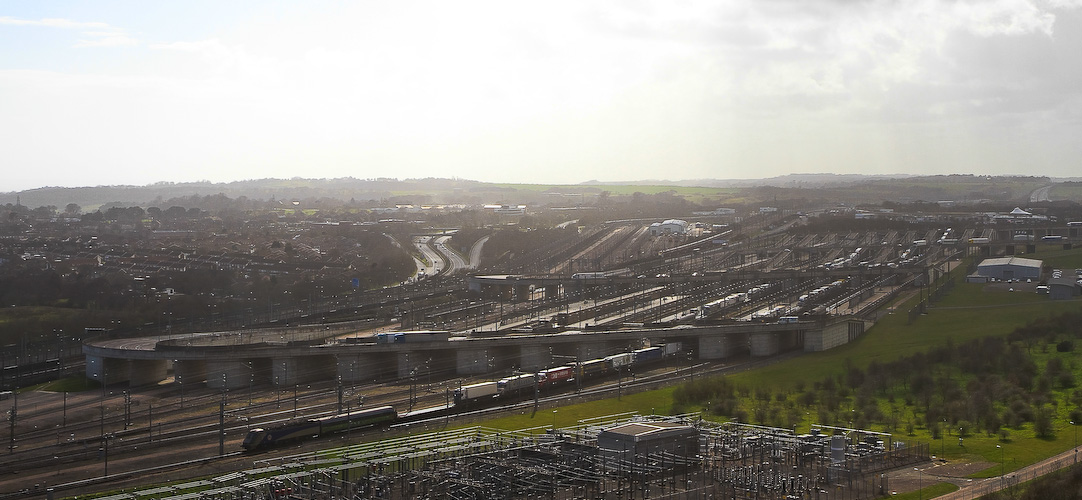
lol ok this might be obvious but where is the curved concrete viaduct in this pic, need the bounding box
[84,318,868,391]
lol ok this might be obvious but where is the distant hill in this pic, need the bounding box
[582,173,916,188]
[0,174,1072,211]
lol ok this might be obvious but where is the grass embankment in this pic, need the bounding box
[479,386,680,432]
[731,280,1082,480]
[30,376,99,393]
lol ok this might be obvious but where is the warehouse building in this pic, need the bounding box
[976,257,1043,281]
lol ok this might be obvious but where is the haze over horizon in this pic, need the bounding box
[3,1,1081,193]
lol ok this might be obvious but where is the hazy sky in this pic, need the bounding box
[3,1,1081,192]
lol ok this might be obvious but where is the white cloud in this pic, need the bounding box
[0,15,137,49]
[1045,0,1082,9]
[0,16,110,29]
[74,31,138,48]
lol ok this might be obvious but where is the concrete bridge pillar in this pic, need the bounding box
[456,349,493,375]
[336,353,382,384]
[274,357,324,386]
[128,359,169,387]
[697,336,732,360]
[513,284,533,302]
[749,332,780,356]
[611,338,646,353]
[397,352,419,379]
[206,359,256,390]
[173,360,206,386]
[519,345,552,371]
[85,355,128,386]
[575,342,608,361]
[396,351,443,380]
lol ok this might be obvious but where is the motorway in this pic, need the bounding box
[412,234,488,277]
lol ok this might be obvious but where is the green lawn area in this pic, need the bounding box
[480,386,681,431]
[1035,244,1082,270]
[891,482,959,500]
[727,280,1078,392]
[28,376,99,393]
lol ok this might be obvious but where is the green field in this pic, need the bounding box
[1049,183,1082,203]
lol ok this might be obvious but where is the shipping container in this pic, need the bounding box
[631,347,663,365]
[663,342,683,355]
[606,352,633,368]
[454,381,498,404]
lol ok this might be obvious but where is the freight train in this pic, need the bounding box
[244,342,683,451]
[459,342,682,403]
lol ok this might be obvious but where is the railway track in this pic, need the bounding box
[0,352,799,499]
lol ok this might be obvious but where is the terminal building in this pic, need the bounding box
[975,256,1042,281]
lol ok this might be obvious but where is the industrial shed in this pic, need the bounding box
[976,257,1042,281]
[1048,271,1080,300]
[597,421,699,473]
[648,219,689,235]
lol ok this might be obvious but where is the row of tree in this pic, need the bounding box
[675,309,1082,441]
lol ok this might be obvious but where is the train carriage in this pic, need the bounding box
[241,406,397,451]
[314,406,397,434]
[538,366,574,388]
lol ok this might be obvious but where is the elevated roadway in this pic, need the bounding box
[84,317,868,393]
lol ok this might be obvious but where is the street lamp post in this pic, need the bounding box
[103,433,112,477]
[409,369,416,411]
[1073,420,1078,463]
[915,467,922,500]
[997,444,1004,480]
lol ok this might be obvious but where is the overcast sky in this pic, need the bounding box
[2,1,1081,192]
